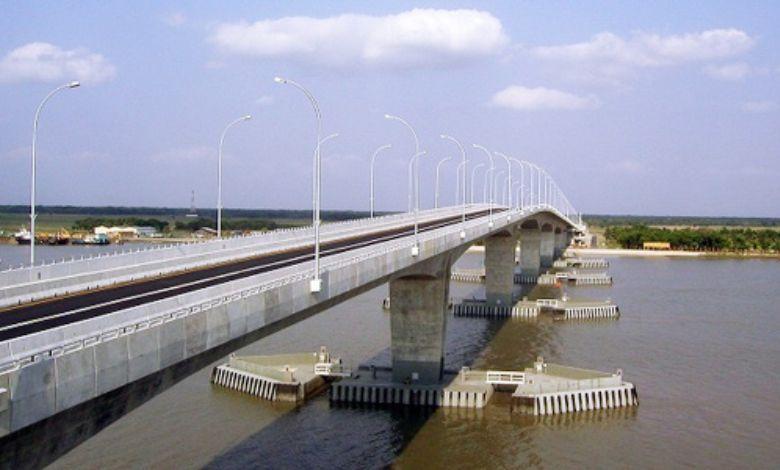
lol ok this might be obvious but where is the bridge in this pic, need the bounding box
[0,201,582,461]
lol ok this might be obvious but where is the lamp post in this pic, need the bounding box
[440,134,467,238]
[483,167,493,203]
[274,76,326,293]
[510,158,529,210]
[407,150,426,255]
[493,152,512,209]
[369,144,392,218]
[385,114,419,213]
[472,144,494,227]
[454,159,469,206]
[493,170,505,207]
[29,80,80,265]
[470,163,485,204]
[217,115,251,239]
[434,156,452,209]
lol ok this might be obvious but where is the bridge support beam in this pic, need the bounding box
[519,230,541,278]
[540,227,555,268]
[485,233,517,307]
[390,264,450,385]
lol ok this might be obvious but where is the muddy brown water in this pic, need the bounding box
[28,252,780,469]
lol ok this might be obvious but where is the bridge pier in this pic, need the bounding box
[540,225,555,268]
[484,232,517,307]
[389,260,450,385]
[554,228,567,258]
[519,229,541,278]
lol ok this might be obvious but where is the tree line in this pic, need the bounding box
[604,225,780,252]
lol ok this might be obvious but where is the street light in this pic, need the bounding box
[29,80,80,265]
[440,134,467,238]
[510,158,530,210]
[434,155,452,209]
[472,144,494,228]
[369,144,392,218]
[217,115,251,238]
[470,163,485,204]
[493,170,505,207]
[275,76,326,293]
[407,150,426,256]
[494,152,512,209]
[454,159,469,207]
[385,114,419,213]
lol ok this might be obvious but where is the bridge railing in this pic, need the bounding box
[0,203,582,435]
[486,371,526,385]
[0,204,576,376]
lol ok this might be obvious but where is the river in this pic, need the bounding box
[3,245,776,468]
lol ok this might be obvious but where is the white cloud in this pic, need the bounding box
[209,9,508,68]
[741,100,775,113]
[703,62,751,81]
[490,85,600,111]
[533,29,754,67]
[0,42,116,84]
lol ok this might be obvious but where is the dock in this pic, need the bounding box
[453,297,619,320]
[330,366,494,408]
[511,357,638,415]
[211,347,349,402]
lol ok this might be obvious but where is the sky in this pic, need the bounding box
[1,1,778,217]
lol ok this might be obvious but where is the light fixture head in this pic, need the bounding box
[243,115,252,120]
[67,81,80,88]
[384,114,392,119]
[273,76,286,84]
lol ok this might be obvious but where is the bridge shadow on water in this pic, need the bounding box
[0,280,568,469]
[205,283,562,468]
[0,278,395,470]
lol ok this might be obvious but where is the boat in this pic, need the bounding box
[79,233,110,245]
[14,228,31,245]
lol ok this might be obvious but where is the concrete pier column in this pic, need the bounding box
[519,229,541,278]
[554,228,567,258]
[390,268,450,385]
[484,232,517,307]
[540,224,555,268]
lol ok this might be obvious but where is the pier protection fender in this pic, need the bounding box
[540,224,555,268]
[390,257,451,385]
[518,225,541,278]
[484,232,517,307]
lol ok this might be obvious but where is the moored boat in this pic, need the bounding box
[14,228,31,245]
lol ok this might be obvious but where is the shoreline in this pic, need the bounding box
[569,247,779,259]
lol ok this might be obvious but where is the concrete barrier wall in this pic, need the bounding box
[0,206,575,436]
[0,206,473,308]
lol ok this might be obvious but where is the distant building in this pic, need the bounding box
[94,226,139,239]
[134,226,159,237]
[643,241,671,250]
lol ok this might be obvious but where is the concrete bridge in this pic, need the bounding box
[0,203,581,462]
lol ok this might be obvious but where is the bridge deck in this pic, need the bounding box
[0,208,492,341]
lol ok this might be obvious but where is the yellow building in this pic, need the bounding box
[643,241,671,250]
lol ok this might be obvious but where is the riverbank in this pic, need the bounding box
[569,247,779,259]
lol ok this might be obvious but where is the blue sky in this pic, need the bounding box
[1,1,778,217]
